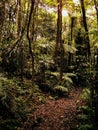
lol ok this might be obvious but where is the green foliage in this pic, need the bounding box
[0,0,98,129]
[64,44,77,54]
[78,106,94,122]
[36,8,56,41]
[0,77,27,129]
[51,72,74,84]
[51,72,59,77]
[37,71,72,97]
[77,105,95,130]
[78,124,93,130]
[53,85,69,93]
[61,73,75,90]
[53,85,69,97]
[81,88,91,102]
[62,73,73,85]
[89,28,98,48]
[50,72,74,95]
[0,119,21,130]
[78,114,88,121]
[79,105,94,113]
[38,95,46,103]
[44,0,57,6]
[0,77,17,114]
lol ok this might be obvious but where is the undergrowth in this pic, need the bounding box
[77,88,97,130]
[0,77,30,130]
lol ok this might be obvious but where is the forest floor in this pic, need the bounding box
[23,87,86,130]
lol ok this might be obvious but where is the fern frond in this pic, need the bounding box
[62,75,73,84]
[51,72,59,77]
[53,85,69,93]
[64,44,77,53]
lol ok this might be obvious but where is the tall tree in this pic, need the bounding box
[56,0,62,48]
[16,0,21,37]
[27,0,35,85]
[16,0,24,82]
[54,0,64,82]
[80,0,91,57]
[68,16,76,66]
[0,1,6,42]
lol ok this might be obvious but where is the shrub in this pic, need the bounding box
[0,77,26,129]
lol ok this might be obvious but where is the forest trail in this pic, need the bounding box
[32,87,84,130]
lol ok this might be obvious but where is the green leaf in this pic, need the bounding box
[53,85,69,93]
[64,44,77,53]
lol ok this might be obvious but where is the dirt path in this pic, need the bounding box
[32,87,83,130]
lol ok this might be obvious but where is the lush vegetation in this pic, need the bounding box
[0,0,98,129]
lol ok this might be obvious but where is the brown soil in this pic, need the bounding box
[22,87,85,130]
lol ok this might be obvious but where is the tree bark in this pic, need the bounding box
[16,0,21,37]
[0,1,5,27]
[0,1,5,42]
[27,0,35,85]
[55,0,64,82]
[16,0,24,82]
[56,0,62,50]
[80,0,91,57]
[68,17,75,66]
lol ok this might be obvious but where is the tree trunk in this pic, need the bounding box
[16,0,24,82]
[0,1,5,42]
[16,0,21,37]
[56,0,62,50]
[80,0,91,57]
[27,0,35,85]
[68,17,75,66]
[0,1,5,27]
[55,0,64,82]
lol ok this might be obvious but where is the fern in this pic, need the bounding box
[78,124,93,130]
[81,88,91,102]
[53,85,69,93]
[78,114,88,121]
[53,85,69,97]
[63,75,73,84]
[51,72,74,88]
[0,78,17,115]
[51,72,59,77]
[63,44,77,54]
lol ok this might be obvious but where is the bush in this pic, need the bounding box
[81,88,91,103]
[0,77,26,129]
[0,78,17,118]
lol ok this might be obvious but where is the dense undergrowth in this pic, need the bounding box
[0,71,74,129]
[0,75,27,130]
[0,71,98,130]
[77,88,98,130]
